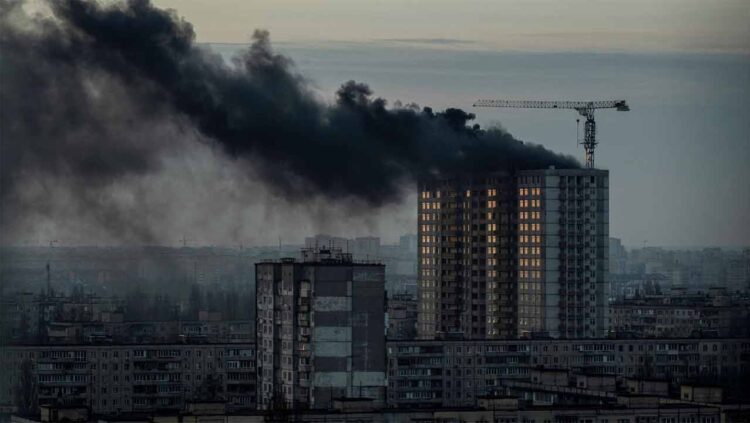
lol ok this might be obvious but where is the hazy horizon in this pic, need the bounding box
[150,0,749,55]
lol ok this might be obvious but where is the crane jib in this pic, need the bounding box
[472,100,628,110]
[472,99,630,169]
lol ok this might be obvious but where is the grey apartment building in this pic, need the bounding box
[255,248,386,410]
[386,337,750,408]
[0,343,256,415]
[517,168,610,338]
[417,168,609,340]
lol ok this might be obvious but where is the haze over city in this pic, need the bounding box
[1,1,749,421]
[3,0,748,248]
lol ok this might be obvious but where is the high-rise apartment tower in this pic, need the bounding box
[417,172,518,339]
[517,168,609,338]
[417,168,609,339]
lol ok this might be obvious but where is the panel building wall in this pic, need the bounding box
[0,343,256,415]
[518,168,610,338]
[386,338,750,408]
[256,249,385,410]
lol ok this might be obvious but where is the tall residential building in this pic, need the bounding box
[255,248,386,410]
[417,168,609,340]
[517,168,610,338]
[417,172,518,339]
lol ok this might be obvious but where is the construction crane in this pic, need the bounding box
[473,99,629,168]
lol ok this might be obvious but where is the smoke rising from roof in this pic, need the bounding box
[0,0,578,244]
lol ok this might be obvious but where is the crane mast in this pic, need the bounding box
[473,99,629,168]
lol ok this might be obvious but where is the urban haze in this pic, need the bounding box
[1,1,749,423]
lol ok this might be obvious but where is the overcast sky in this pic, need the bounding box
[11,0,747,248]
[151,1,750,248]
[147,1,750,248]
[152,0,749,53]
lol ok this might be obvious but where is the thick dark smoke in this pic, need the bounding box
[0,0,578,244]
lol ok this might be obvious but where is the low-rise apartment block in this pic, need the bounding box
[611,288,750,338]
[386,338,750,408]
[0,343,256,415]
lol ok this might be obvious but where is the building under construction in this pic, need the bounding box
[417,167,609,340]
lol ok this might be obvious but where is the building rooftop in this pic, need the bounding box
[256,247,383,266]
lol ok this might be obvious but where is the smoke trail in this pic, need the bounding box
[0,0,578,243]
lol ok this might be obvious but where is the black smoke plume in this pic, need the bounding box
[0,0,578,243]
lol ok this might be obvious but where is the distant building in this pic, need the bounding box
[304,235,349,252]
[0,291,254,345]
[255,248,386,410]
[609,237,627,274]
[386,293,417,340]
[725,251,749,293]
[303,235,381,261]
[610,288,750,338]
[353,237,380,261]
[398,234,418,254]
[610,273,666,301]
[620,247,749,293]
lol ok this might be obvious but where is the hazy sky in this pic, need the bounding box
[9,0,748,248]
[147,0,749,247]
[152,0,750,53]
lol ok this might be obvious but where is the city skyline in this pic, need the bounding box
[1,1,748,418]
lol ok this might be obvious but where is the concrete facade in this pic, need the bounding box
[0,343,256,415]
[518,168,610,338]
[386,338,750,408]
[611,292,750,338]
[386,293,417,340]
[255,248,385,410]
